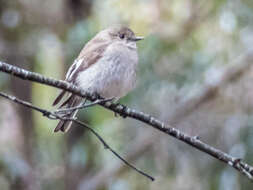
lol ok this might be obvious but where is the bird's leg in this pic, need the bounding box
[83,97,115,108]
[119,104,128,118]
[112,100,128,118]
[91,92,102,101]
[90,95,123,118]
[90,92,115,104]
[114,107,128,118]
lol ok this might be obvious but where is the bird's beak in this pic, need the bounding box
[132,36,144,41]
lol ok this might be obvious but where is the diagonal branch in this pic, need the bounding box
[83,48,253,188]
[1,59,253,181]
[0,91,154,181]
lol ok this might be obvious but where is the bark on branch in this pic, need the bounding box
[0,91,154,181]
[1,60,253,181]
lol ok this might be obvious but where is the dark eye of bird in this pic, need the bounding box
[119,33,125,39]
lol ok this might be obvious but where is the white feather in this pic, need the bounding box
[76,41,138,99]
[66,58,84,80]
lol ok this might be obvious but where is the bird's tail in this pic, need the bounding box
[53,94,81,133]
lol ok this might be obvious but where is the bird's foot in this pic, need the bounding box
[113,103,128,118]
[84,97,115,108]
[91,92,102,101]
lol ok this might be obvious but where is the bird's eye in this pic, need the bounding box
[119,33,125,39]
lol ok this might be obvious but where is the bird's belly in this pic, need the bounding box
[77,53,137,99]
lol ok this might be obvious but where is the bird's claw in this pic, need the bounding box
[113,104,128,118]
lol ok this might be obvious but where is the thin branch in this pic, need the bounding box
[55,97,114,114]
[1,60,253,181]
[79,132,155,190]
[0,92,154,181]
[87,48,253,188]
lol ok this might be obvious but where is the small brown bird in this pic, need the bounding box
[52,26,143,132]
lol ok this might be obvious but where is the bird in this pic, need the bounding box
[52,26,143,132]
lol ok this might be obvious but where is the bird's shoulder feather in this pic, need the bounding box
[66,38,111,83]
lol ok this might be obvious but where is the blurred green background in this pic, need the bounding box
[1,0,253,189]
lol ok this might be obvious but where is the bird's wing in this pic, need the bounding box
[66,39,111,83]
[52,39,111,106]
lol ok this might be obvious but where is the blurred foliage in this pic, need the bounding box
[1,0,253,189]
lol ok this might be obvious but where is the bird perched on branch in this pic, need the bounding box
[52,26,143,132]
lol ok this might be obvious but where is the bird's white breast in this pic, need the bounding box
[76,42,138,99]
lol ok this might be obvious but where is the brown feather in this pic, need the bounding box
[68,42,110,84]
[59,94,75,108]
[52,90,66,106]
[54,95,81,133]
[53,29,112,132]
[54,120,65,132]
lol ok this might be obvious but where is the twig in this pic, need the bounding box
[73,120,154,181]
[0,91,154,181]
[55,97,114,114]
[1,61,253,181]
